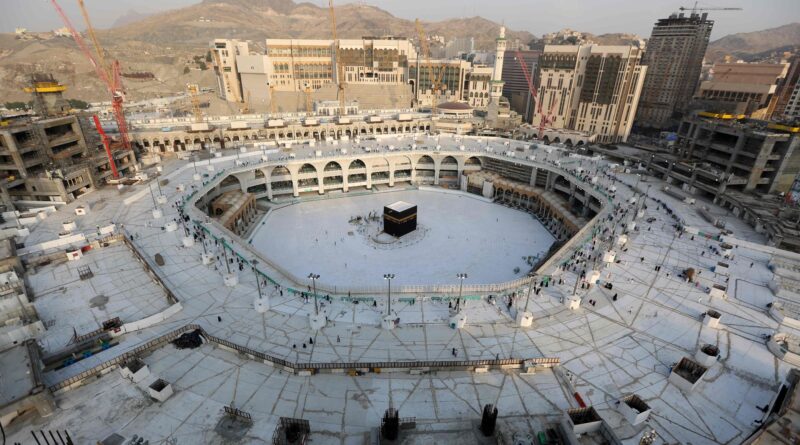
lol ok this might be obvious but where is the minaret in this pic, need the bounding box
[487,26,507,122]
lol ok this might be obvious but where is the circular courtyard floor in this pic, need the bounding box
[251,189,555,287]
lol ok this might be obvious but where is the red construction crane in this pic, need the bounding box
[92,114,119,179]
[515,50,556,140]
[49,0,130,177]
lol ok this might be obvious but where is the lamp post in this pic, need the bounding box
[455,273,468,312]
[524,272,536,314]
[383,273,395,315]
[308,273,320,315]
[252,259,262,299]
[149,182,157,208]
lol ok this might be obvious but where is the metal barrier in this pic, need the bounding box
[49,324,200,393]
[48,324,559,393]
[121,232,180,304]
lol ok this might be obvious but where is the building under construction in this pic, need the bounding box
[0,76,137,209]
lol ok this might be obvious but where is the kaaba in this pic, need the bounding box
[383,201,417,237]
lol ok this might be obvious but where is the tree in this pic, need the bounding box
[4,101,28,110]
[67,99,89,110]
[197,62,208,71]
[206,50,212,62]
[183,66,190,75]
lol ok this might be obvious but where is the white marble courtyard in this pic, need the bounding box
[252,188,555,287]
[3,135,798,445]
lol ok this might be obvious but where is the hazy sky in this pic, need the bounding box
[3,0,799,41]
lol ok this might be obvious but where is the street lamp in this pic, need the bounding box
[455,273,468,312]
[252,259,262,299]
[523,272,536,314]
[383,273,395,315]
[308,273,320,315]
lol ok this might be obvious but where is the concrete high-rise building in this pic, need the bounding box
[502,50,541,122]
[533,44,647,144]
[0,114,136,205]
[696,62,789,117]
[636,12,713,129]
[210,39,250,102]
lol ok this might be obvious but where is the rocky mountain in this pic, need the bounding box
[0,0,532,103]
[706,22,800,62]
[103,0,532,49]
[111,10,155,29]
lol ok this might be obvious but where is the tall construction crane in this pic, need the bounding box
[49,0,129,178]
[514,49,556,139]
[77,0,111,81]
[329,0,346,116]
[186,83,203,122]
[415,19,443,113]
[303,82,313,114]
[679,3,742,13]
[267,82,277,115]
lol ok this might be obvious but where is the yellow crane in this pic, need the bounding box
[186,83,202,122]
[329,0,346,116]
[268,82,277,115]
[242,89,251,114]
[77,0,112,81]
[303,82,313,114]
[415,19,444,113]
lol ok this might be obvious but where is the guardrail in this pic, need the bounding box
[48,323,560,393]
[49,324,199,393]
[121,232,180,305]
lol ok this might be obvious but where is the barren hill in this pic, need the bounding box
[0,0,532,103]
[706,22,800,62]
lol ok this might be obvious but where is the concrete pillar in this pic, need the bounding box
[292,179,299,198]
[388,168,395,187]
[317,171,325,195]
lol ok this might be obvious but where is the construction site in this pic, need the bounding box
[1,1,800,444]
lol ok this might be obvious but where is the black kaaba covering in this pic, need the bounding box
[383,201,417,237]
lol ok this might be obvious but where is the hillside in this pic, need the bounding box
[706,22,800,62]
[104,0,532,48]
[0,0,532,103]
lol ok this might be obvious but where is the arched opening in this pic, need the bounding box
[298,163,318,189]
[324,161,342,172]
[416,155,435,183]
[323,161,343,186]
[439,155,458,183]
[270,165,292,195]
[220,174,241,189]
[394,155,413,182]
[299,163,317,174]
[371,158,390,183]
[255,169,265,180]
[464,156,482,167]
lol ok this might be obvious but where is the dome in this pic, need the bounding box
[437,101,473,111]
